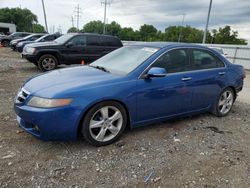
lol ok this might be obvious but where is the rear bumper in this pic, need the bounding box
[14,104,82,141]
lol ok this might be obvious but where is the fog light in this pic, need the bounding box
[33,125,39,131]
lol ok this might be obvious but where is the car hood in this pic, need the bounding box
[23,66,123,98]
[11,39,21,43]
[27,41,59,48]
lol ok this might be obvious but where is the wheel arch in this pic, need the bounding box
[76,99,132,138]
[227,86,237,101]
[37,51,60,64]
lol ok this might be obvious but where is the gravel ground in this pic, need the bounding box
[0,47,249,188]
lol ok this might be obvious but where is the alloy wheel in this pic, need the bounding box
[41,58,56,71]
[89,106,123,142]
[218,90,234,115]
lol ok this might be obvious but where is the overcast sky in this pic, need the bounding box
[1,0,250,42]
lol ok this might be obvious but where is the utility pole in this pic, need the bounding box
[178,14,185,42]
[101,0,111,34]
[74,4,81,32]
[41,0,48,33]
[71,16,75,28]
[202,0,212,44]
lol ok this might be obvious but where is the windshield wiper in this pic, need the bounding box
[89,65,110,73]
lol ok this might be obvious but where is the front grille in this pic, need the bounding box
[16,88,30,103]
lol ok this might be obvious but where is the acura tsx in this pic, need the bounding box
[14,43,245,146]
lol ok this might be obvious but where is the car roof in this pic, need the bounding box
[127,42,208,49]
[68,33,119,38]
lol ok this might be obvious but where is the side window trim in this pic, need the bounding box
[138,47,226,79]
[150,48,189,74]
[139,48,189,79]
[190,48,226,70]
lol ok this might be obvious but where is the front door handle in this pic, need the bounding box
[182,77,192,81]
[218,72,226,75]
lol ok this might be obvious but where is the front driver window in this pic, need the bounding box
[152,49,189,74]
[70,36,86,47]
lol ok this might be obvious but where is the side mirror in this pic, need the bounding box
[144,67,167,78]
[66,42,73,48]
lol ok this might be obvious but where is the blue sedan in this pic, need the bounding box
[14,43,245,146]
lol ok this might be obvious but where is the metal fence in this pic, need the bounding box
[204,44,250,70]
[122,41,250,70]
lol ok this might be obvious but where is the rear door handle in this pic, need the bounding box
[218,72,226,75]
[182,77,192,81]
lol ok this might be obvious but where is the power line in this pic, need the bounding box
[74,4,81,31]
[202,0,213,44]
[101,0,111,34]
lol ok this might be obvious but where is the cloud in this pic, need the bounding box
[0,0,249,42]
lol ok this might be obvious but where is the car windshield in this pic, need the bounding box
[35,34,48,42]
[23,34,34,40]
[55,34,74,44]
[90,46,159,75]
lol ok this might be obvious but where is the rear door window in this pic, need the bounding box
[102,37,121,47]
[86,36,100,46]
[191,49,225,70]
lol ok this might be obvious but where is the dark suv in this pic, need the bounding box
[0,32,31,47]
[22,33,123,71]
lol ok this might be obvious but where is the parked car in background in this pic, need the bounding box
[10,33,45,51]
[22,33,123,71]
[17,33,61,53]
[14,43,245,146]
[0,32,30,47]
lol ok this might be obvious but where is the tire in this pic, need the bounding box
[2,40,10,47]
[213,87,235,117]
[81,101,127,146]
[38,54,58,72]
[33,62,38,67]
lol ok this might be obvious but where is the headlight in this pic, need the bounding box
[17,42,23,47]
[25,47,36,54]
[27,96,72,108]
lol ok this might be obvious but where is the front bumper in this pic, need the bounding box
[14,104,82,141]
[16,46,24,53]
[22,54,38,63]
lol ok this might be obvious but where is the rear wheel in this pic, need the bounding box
[213,88,235,117]
[38,54,58,72]
[81,101,127,146]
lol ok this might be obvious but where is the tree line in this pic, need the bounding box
[0,7,247,45]
[0,7,45,33]
[68,20,247,45]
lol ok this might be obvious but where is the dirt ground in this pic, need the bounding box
[0,47,249,188]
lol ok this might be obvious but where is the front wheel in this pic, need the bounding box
[38,54,58,72]
[2,40,10,47]
[81,101,127,146]
[213,88,235,117]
